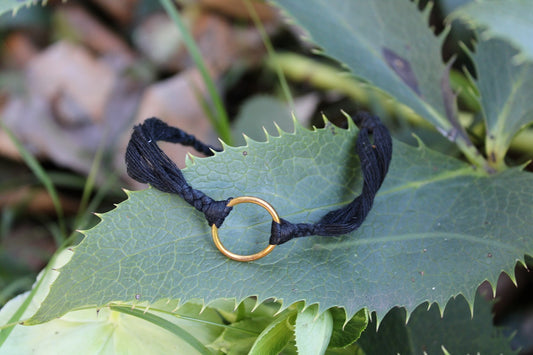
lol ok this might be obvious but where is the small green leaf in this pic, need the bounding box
[328,308,368,349]
[248,310,295,355]
[357,292,516,354]
[295,306,333,355]
[207,298,284,354]
[208,317,269,355]
[469,38,533,168]
[450,0,533,62]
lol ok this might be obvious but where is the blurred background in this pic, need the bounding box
[0,0,531,352]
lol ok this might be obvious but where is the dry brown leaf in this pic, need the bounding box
[26,41,115,123]
[2,32,39,69]
[189,11,237,74]
[133,8,267,74]
[0,186,79,215]
[132,12,186,72]
[56,5,135,64]
[1,40,142,179]
[89,0,138,26]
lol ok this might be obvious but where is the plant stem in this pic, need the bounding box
[269,52,428,127]
[270,53,496,171]
[0,122,67,242]
[243,0,294,109]
[159,0,233,145]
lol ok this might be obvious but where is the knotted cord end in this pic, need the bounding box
[270,218,317,245]
[203,198,233,228]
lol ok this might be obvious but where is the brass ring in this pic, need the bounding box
[211,196,278,262]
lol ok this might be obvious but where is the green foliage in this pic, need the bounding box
[328,308,367,349]
[248,310,294,354]
[294,305,333,355]
[2,0,532,353]
[24,120,533,326]
[272,0,487,169]
[358,293,516,354]
[0,251,368,354]
[450,0,533,62]
[468,38,533,168]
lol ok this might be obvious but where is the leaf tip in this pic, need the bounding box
[185,153,194,167]
[262,126,271,141]
[218,138,232,151]
[410,133,426,149]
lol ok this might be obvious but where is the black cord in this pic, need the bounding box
[125,113,392,245]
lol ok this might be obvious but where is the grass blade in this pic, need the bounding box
[159,0,232,145]
[0,122,66,243]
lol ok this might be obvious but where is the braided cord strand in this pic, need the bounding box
[125,113,392,247]
[270,112,392,244]
[125,118,232,228]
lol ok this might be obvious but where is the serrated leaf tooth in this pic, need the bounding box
[290,113,300,132]
[341,110,357,130]
[438,25,451,42]
[218,138,232,151]
[250,298,261,313]
[242,133,255,146]
[403,307,414,325]
[292,119,307,134]
[506,270,519,287]
[272,300,290,317]
[441,345,452,355]
[411,133,426,149]
[262,126,270,141]
[420,0,434,22]
[467,298,474,319]
[319,112,329,127]
[273,121,285,136]
[184,153,193,167]
[197,303,208,315]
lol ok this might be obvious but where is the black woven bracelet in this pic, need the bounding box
[125,112,392,261]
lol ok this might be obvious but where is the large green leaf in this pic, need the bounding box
[469,38,533,168]
[25,120,533,324]
[450,0,533,62]
[357,292,516,354]
[270,0,487,168]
